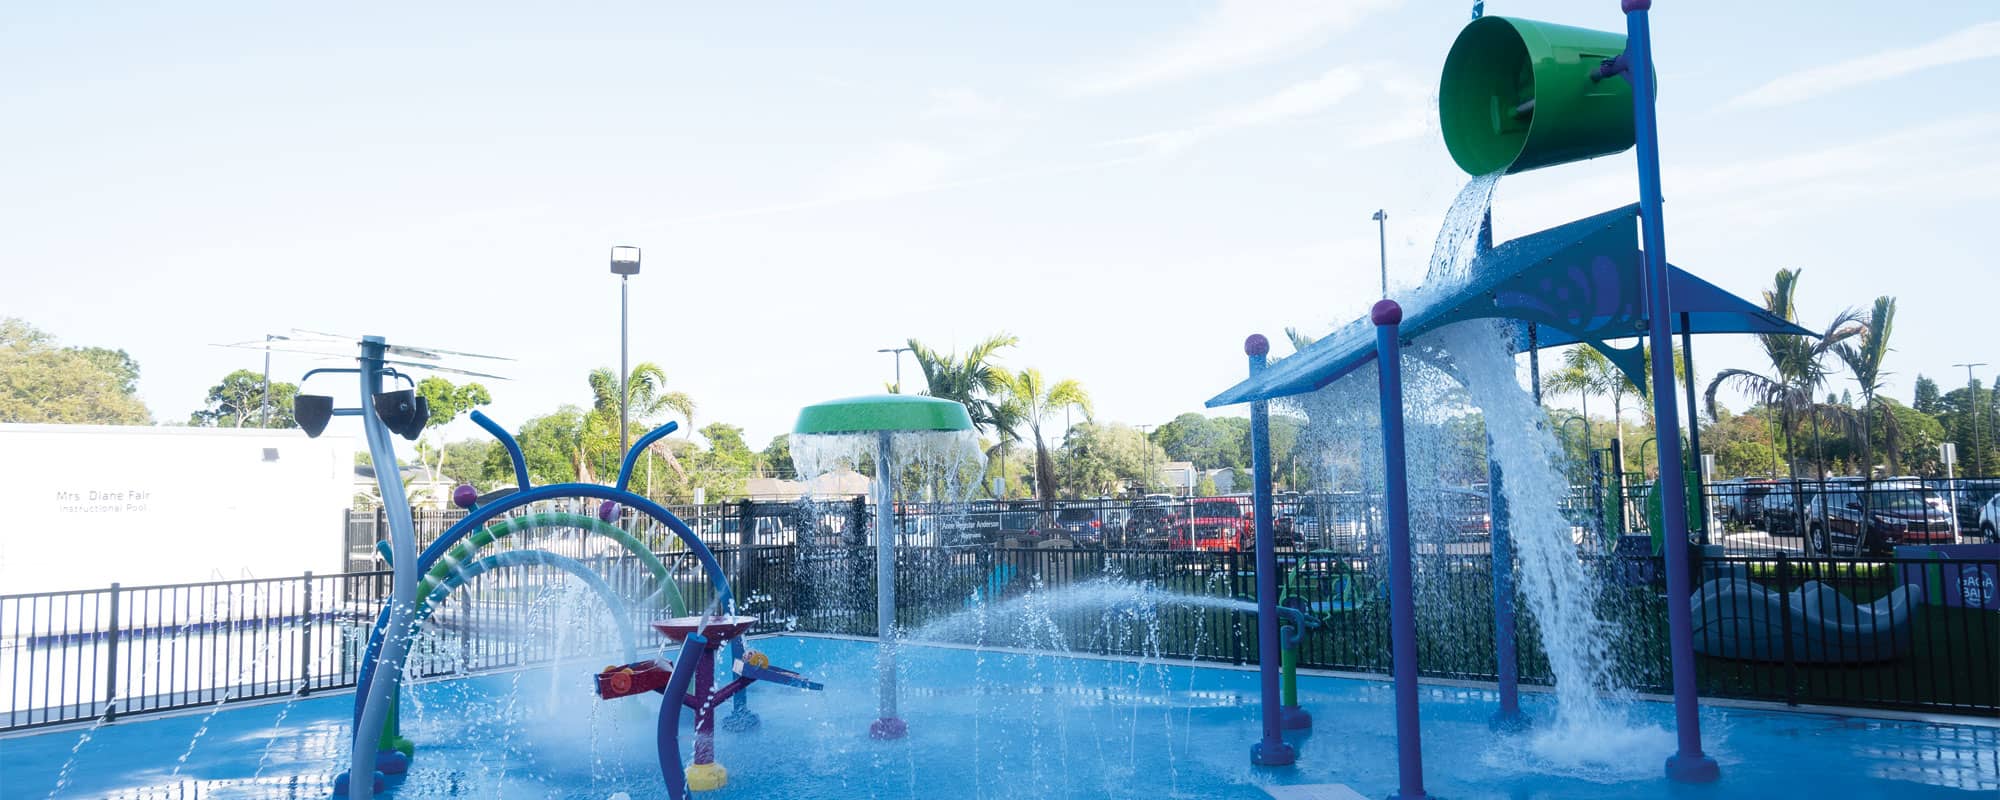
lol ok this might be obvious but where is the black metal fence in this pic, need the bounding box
[342,478,2000,570]
[8,541,1995,734]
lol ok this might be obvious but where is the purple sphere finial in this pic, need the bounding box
[1244,334,1270,357]
[452,484,477,510]
[1622,0,1650,11]
[598,500,620,523]
[1371,299,1403,326]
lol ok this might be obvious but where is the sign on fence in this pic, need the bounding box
[1895,544,2000,611]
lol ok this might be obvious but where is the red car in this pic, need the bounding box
[1171,497,1253,551]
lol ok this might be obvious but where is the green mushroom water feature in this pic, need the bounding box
[790,394,983,739]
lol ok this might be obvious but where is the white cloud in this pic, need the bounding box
[1334,73,1433,149]
[1073,0,1399,96]
[920,88,1017,122]
[1494,112,2000,234]
[1112,65,1366,156]
[815,140,967,204]
[1722,19,2000,110]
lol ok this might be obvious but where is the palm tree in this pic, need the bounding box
[1705,269,1863,479]
[588,364,696,437]
[1001,367,1092,508]
[987,394,1027,498]
[582,363,693,486]
[1544,350,1608,456]
[1284,327,1317,353]
[907,334,1018,435]
[1835,296,1898,477]
[1557,345,1627,457]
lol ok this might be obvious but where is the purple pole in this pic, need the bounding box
[1619,0,1720,783]
[1374,300,1428,800]
[1246,334,1296,767]
[1477,206,1524,733]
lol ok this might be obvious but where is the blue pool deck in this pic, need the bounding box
[3,635,1994,799]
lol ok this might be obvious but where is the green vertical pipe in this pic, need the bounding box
[1280,635,1300,708]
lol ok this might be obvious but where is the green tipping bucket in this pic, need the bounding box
[793,394,974,435]
[1439,16,1634,176]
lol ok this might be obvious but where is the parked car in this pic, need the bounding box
[1048,506,1109,545]
[1980,494,2000,543]
[1121,504,1177,549]
[1760,487,1810,537]
[1171,497,1252,551]
[1716,479,1779,528]
[1805,487,1953,556]
[1956,479,2000,532]
[1865,480,1959,541]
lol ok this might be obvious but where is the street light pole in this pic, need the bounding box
[1372,209,1389,298]
[877,347,912,393]
[1956,362,1990,475]
[260,334,288,427]
[611,247,642,452]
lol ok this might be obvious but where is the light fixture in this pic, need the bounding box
[610,246,641,275]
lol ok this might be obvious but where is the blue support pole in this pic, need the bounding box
[1486,450,1525,731]
[1246,334,1296,767]
[1618,0,1720,783]
[1374,300,1428,800]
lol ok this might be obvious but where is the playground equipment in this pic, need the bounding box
[1438,16,1635,175]
[1214,1,1781,789]
[595,615,822,796]
[791,393,976,740]
[292,337,796,800]
[1691,576,1920,663]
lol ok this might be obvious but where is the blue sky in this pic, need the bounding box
[5,1,1996,449]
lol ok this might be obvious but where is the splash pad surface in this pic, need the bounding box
[4,636,1992,799]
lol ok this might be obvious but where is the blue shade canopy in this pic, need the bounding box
[1206,204,1813,407]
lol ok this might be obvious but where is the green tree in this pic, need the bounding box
[908,333,1017,436]
[499,406,589,485]
[410,376,492,484]
[1834,296,1897,476]
[907,333,1024,496]
[688,423,755,500]
[1705,406,1782,478]
[1878,398,1947,475]
[759,434,794,477]
[1001,367,1091,507]
[0,318,152,424]
[581,363,693,483]
[1939,380,1999,476]
[1547,346,1618,457]
[189,369,298,428]
[439,439,499,487]
[1195,473,1219,497]
[1705,268,1863,479]
[1057,422,1167,497]
[1149,413,1252,471]
[1913,375,1942,415]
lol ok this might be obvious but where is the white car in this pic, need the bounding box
[1981,494,2000,543]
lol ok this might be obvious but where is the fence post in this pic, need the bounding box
[1777,554,1795,706]
[103,583,121,722]
[300,572,315,697]
[737,499,758,604]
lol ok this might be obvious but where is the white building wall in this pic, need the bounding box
[0,424,355,594]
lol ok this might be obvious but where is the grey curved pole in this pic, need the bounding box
[351,338,416,800]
